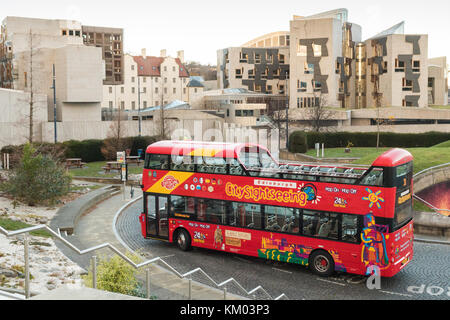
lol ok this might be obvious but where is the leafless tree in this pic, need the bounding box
[303,91,335,133]
[101,101,130,160]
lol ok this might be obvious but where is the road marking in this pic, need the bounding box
[380,290,413,298]
[272,267,292,274]
[161,254,175,259]
[316,278,347,287]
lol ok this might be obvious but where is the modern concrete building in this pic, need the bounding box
[82,25,124,85]
[218,8,447,113]
[428,57,448,106]
[0,16,106,122]
[365,22,428,108]
[217,44,290,95]
[102,49,190,111]
[289,9,362,109]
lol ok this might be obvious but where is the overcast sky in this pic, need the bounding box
[2,0,449,66]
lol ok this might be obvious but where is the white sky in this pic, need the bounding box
[2,0,449,66]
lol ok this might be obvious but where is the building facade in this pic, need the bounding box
[217,45,290,95]
[0,16,107,122]
[102,49,190,111]
[217,9,446,111]
[428,56,448,106]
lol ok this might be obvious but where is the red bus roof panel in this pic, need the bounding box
[372,148,413,167]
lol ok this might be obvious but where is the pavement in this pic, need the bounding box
[49,184,245,301]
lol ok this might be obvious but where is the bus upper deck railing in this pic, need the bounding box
[0,223,289,300]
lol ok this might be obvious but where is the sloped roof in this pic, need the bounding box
[368,21,405,40]
[187,79,204,88]
[132,56,189,78]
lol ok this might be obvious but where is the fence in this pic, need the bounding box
[0,223,289,300]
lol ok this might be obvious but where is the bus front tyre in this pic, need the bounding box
[309,250,335,277]
[175,229,192,252]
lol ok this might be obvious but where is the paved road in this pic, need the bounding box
[117,200,450,300]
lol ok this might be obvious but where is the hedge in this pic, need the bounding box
[1,136,160,166]
[288,131,450,152]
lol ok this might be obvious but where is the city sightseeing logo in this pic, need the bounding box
[225,182,320,207]
[161,175,180,190]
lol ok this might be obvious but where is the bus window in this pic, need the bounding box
[359,167,384,186]
[231,202,261,229]
[197,199,227,225]
[265,206,299,234]
[171,196,195,216]
[303,211,338,240]
[146,154,169,170]
[395,162,413,188]
[342,214,359,243]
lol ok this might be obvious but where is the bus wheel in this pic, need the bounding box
[175,229,192,252]
[309,250,335,277]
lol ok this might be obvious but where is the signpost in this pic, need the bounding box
[117,151,127,200]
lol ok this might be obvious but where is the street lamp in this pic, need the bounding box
[51,64,57,144]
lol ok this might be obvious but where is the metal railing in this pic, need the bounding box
[0,224,289,300]
[413,162,450,216]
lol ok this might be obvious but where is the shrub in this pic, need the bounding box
[0,144,72,206]
[289,131,308,153]
[82,254,144,297]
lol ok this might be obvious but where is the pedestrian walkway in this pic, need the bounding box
[52,185,245,300]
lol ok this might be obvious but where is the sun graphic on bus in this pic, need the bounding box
[362,188,385,209]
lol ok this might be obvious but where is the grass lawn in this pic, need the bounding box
[68,161,144,178]
[305,141,450,175]
[306,147,390,159]
[0,218,53,238]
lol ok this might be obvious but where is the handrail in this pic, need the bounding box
[413,162,450,178]
[0,223,289,300]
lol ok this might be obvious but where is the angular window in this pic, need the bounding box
[395,59,405,72]
[312,43,322,57]
[254,53,261,63]
[235,68,243,79]
[412,60,420,73]
[402,78,413,91]
[297,44,307,57]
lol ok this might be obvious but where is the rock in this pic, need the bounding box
[0,268,19,278]
[46,283,56,290]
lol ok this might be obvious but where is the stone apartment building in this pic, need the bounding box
[102,49,191,111]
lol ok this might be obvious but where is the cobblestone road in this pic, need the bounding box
[116,200,450,300]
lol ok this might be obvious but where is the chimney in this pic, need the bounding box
[141,48,147,58]
[177,50,184,63]
[160,49,167,58]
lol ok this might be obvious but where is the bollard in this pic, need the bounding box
[24,234,30,299]
[188,278,192,300]
[92,256,97,289]
[223,287,227,300]
[146,269,151,299]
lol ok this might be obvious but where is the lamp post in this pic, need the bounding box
[51,64,57,143]
[138,76,142,137]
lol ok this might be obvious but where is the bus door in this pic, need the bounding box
[147,195,169,240]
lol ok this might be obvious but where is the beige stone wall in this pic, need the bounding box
[289,17,343,109]
[428,57,448,106]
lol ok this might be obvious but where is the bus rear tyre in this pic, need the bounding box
[175,229,192,252]
[309,250,335,277]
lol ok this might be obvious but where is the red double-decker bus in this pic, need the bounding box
[139,141,414,277]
